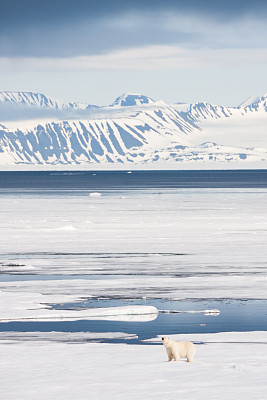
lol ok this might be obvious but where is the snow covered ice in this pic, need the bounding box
[1,176,267,399]
[1,331,267,400]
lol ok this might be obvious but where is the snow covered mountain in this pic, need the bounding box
[173,94,267,125]
[0,91,266,167]
[0,91,60,109]
[0,95,197,165]
[239,94,267,112]
[0,91,97,110]
[174,102,235,122]
[111,93,155,107]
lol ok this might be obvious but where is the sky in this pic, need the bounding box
[0,0,267,106]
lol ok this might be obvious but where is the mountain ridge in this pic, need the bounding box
[1,90,267,116]
[0,90,266,167]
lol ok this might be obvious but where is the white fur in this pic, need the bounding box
[162,337,196,362]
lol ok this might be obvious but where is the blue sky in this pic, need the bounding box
[0,0,266,106]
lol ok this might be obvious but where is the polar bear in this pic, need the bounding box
[162,337,196,362]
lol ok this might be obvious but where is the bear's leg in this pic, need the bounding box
[167,348,173,361]
[173,351,180,362]
[186,351,195,363]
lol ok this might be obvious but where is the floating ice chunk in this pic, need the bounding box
[0,331,138,342]
[159,309,220,315]
[185,309,220,316]
[89,312,157,322]
[89,192,102,198]
[203,309,221,316]
[59,305,158,319]
[55,225,77,231]
[0,263,36,272]
[0,304,158,323]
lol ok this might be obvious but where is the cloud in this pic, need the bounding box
[1,45,266,73]
[1,1,267,58]
[1,0,267,30]
[0,101,103,122]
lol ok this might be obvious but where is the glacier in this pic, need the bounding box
[0,91,266,167]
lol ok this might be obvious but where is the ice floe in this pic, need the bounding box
[1,331,267,400]
[159,309,220,315]
[0,292,158,322]
[55,225,77,231]
[89,192,102,197]
[0,263,36,273]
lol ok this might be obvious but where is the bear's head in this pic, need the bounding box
[161,337,170,346]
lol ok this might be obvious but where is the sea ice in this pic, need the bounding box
[55,225,77,231]
[89,192,102,197]
[1,331,267,400]
[0,185,267,399]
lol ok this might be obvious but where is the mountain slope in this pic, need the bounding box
[173,102,235,122]
[239,94,267,112]
[174,94,267,123]
[111,93,155,107]
[0,101,197,164]
[0,91,266,166]
[0,91,97,110]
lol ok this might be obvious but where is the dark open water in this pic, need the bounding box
[0,169,267,190]
[1,298,267,344]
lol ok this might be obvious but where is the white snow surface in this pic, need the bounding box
[0,293,158,322]
[1,187,267,327]
[111,92,155,107]
[0,90,267,167]
[1,188,267,304]
[89,191,102,197]
[1,331,267,400]
[0,91,95,110]
[1,186,267,399]
[239,93,267,109]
